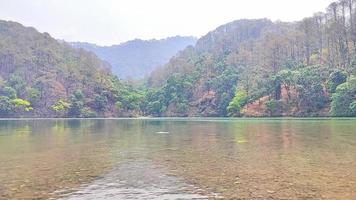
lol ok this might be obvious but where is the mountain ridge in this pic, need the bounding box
[70,36,197,79]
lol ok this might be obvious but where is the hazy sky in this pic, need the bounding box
[0,0,334,45]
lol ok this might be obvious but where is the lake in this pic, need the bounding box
[0,118,355,199]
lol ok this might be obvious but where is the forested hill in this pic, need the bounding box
[0,0,355,118]
[70,36,197,79]
[0,20,142,118]
[146,0,356,117]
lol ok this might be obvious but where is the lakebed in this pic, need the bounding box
[0,118,355,199]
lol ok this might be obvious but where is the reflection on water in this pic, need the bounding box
[59,159,210,200]
[0,119,355,199]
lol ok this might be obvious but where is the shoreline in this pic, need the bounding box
[0,117,355,121]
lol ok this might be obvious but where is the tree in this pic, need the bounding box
[81,107,97,118]
[331,76,356,116]
[115,101,122,110]
[11,98,33,112]
[68,90,85,117]
[265,100,283,117]
[7,75,26,93]
[51,100,71,116]
[93,94,108,112]
[121,93,143,110]
[26,87,41,105]
[293,67,328,114]
[276,70,294,103]
[227,90,248,117]
[350,101,356,113]
[2,86,17,99]
[0,96,12,116]
[327,70,348,93]
[146,101,166,116]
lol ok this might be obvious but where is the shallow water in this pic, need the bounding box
[58,159,210,200]
[0,118,355,199]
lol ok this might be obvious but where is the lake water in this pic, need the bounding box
[0,118,355,199]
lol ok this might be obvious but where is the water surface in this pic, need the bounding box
[0,118,355,199]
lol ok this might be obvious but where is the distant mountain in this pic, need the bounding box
[70,36,197,79]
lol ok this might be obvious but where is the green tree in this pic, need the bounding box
[51,100,71,116]
[93,94,108,112]
[7,75,26,92]
[276,70,294,102]
[121,93,143,110]
[115,101,122,110]
[146,101,166,116]
[0,96,12,116]
[350,101,356,113]
[68,90,85,117]
[11,98,33,112]
[294,67,328,114]
[2,87,17,99]
[26,87,41,104]
[81,107,97,118]
[265,99,283,116]
[331,76,356,116]
[227,90,248,117]
[327,70,347,93]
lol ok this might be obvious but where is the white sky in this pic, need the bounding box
[0,0,335,46]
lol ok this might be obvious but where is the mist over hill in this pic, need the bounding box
[70,36,197,79]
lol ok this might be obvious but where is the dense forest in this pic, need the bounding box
[145,0,356,117]
[71,37,197,79]
[0,20,142,118]
[0,0,355,118]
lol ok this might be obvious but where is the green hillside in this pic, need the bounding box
[0,20,141,118]
[0,0,355,118]
[145,1,356,117]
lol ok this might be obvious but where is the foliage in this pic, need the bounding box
[11,99,33,112]
[0,96,12,116]
[350,101,356,113]
[0,20,139,118]
[2,87,17,99]
[51,100,71,113]
[81,107,97,118]
[227,90,248,117]
[331,76,356,116]
[1,0,356,118]
[115,101,122,110]
[8,75,26,92]
[0,96,32,116]
[26,88,41,104]
[68,90,85,117]
[93,94,108,112]
[265,100,283,116]
[327,70,347,93]
[146,0,356,117]
[143,74,193,116]
[292,66,329,115]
